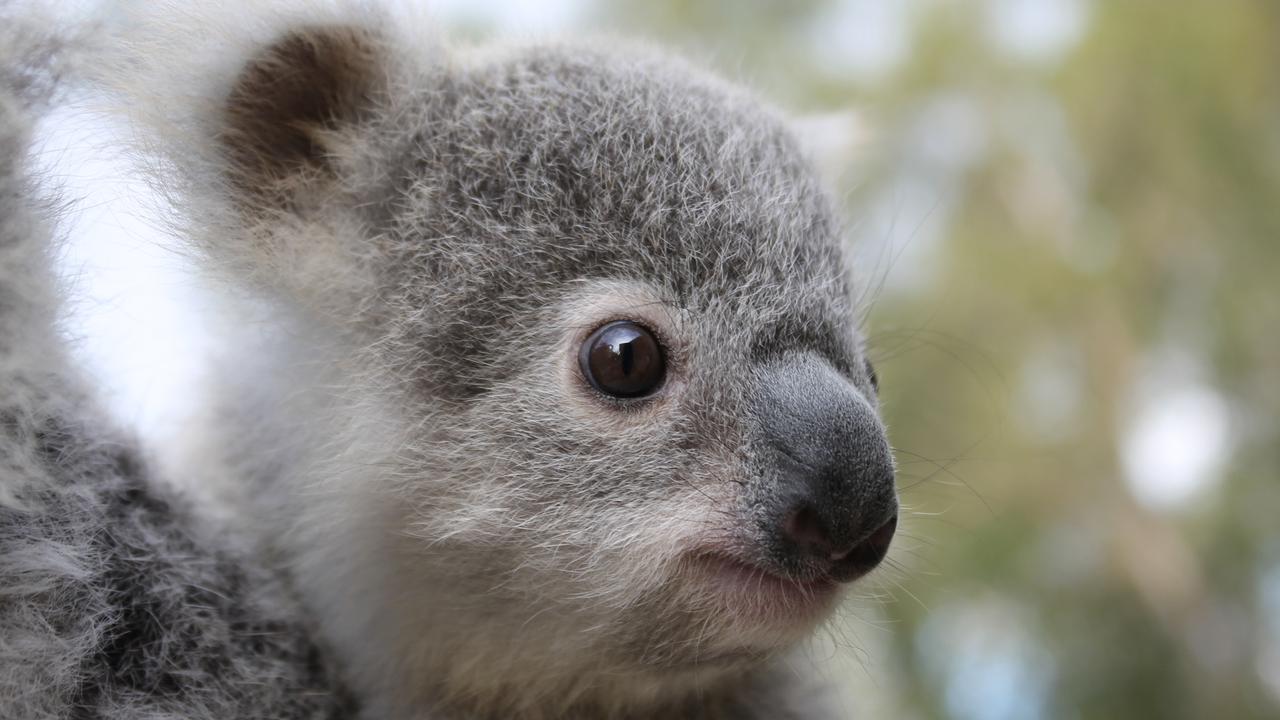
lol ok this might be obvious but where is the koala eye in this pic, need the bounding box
[865,357,879,392]
[580,321,666,398]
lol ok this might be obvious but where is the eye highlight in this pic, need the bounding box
[579,320,666,399]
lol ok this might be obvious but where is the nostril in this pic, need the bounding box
[783,504,835,557]
[782,505,896,565]
[860,515,897,558]
[830,514,897,583]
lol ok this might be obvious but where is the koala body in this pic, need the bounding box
[1,3,897,719]
[0,16,349,720]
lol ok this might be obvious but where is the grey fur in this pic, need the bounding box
[3,2,897,718]
[0,12,350,720]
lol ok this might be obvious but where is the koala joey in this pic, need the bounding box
[1,3,898,719]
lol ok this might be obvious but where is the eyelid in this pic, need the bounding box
[576,312,681,367]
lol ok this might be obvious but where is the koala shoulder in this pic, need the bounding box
[0,12,351,720]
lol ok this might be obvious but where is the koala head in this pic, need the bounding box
[160,13,897,717]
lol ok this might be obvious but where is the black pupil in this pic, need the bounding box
[580,321,665,398]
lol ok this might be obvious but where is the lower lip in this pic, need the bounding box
[690,554,840,612]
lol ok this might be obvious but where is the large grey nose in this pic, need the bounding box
[754,357,898,582]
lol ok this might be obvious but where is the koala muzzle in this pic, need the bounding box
[754,357,898,583]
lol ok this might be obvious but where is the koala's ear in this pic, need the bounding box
[221,25,385,209]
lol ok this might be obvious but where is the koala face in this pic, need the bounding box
[208,21,896,713]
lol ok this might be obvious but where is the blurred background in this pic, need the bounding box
[44,1,1280,718]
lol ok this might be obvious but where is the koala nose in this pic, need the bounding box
[753,357,898,582]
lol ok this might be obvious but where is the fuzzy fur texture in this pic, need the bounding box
[4,2,897,718]
[0,11,351,720]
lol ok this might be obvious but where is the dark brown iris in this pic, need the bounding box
[579,321,666,398]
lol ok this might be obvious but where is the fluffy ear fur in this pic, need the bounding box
[101,2,434,326]
[221,25,385,211]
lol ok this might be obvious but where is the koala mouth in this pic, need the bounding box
[686,553,843,617]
